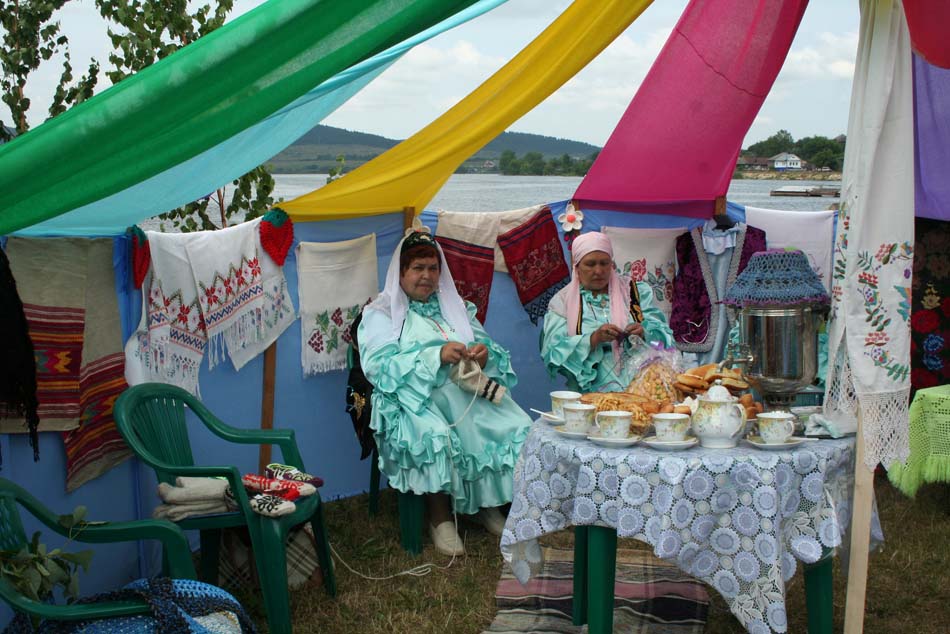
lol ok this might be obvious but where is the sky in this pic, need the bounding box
[15,0,860,149]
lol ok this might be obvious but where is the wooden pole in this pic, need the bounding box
[403,205,416,231]
[714,195,727,218]
[257,342,277,473]
[844,411,874,634]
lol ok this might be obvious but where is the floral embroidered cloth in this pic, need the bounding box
[435,235,494,323]
[825,0,915,470]
[908,217,949,392]
[501,424,882,634]
[602,226,685,319]
[4,237,131,491]
[297,234,377,375]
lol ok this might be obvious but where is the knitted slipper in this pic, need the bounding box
[265,463,324,488]
[242,473,315,497]
[249,493,296,518]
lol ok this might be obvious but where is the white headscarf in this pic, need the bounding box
[365,227,474,344]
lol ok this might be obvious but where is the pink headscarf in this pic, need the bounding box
[565,232,631,340]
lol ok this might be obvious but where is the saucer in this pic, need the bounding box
[640,436,698,451]
[555,428,589,440]
[540,412,565,425]
[587,435,640,448]
[745,435,806,450]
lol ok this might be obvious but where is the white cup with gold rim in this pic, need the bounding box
[593,410,634,439]
[562,402,595,434]
[756,411,796,444]
[550,390,581,419]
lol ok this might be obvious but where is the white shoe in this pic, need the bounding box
[429,521,465,556]
[476,507,507,537]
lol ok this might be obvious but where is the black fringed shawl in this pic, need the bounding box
[0,247,40,465]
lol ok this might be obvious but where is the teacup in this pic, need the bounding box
[562,403,596,433]
[653,413,690,441]
[593,410,634,439]
[757,411,796,444]
[550,390,582,419]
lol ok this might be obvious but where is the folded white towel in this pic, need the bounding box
[806,413,858,438]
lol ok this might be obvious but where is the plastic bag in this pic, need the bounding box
[615,338,684,404]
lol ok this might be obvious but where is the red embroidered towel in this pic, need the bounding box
[435,236,495,323]
[498,208,570,324]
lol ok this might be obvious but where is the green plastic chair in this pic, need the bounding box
[0,477,196,625]
[113,383,336,634]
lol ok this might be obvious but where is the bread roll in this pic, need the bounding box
[676,374,708,391]
[674,405,692,415]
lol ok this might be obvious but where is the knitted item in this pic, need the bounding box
[723,249,830,307]
[259,208,294,266]
[130,225,150,289]
[241,473,315,497]
[249,493,295,517]
[265,463,324,488]
[450,358,506,404]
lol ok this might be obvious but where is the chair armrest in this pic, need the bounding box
[0,578,151,622]
[200,414,305,469]
[61,519,196,580]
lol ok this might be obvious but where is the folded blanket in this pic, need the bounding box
[152,500,230,521]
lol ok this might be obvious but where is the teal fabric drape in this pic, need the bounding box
[16,0,507,237]
[0,0,483,236]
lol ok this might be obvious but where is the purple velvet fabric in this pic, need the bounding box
[914,53,950,221]
[670,225,766,347]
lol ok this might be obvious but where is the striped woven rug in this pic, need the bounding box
[484,547,708,634]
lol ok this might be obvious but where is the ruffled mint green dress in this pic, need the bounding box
[358,295,531,514]
[541,283,675,393]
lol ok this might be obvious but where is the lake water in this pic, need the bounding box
[271,173,839,213]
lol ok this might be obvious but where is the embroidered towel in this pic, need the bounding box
[228,220,297,371]
[745,207,836,291]
[825,0,915,470]
[497,208,571,324]
[297,234,378,375]
[602,226,687,319]
[183,221,264,368]
[435,236,495,323]
[4,238,131,490]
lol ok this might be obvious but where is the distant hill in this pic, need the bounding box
[266,124,601,174]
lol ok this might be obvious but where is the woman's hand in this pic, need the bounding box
[440,342,467,365]
[624,323,645,339]
[467,343,489,368]
[590,323,623,347]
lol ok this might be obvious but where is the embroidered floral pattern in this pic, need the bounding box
[855,241,913,381]
[197,255,264,334]
[910,218,950,391]
[830,204,851,322]
[307,301,367,356]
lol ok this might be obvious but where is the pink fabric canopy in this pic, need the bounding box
[902,0,950,69]
[574,0,807,218]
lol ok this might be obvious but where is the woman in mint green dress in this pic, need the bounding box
[541,232,675,393]
[358,229,531,556]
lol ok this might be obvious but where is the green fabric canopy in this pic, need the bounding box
[0,0,480,236]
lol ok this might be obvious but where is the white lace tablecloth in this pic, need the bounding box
[500,423,883,634]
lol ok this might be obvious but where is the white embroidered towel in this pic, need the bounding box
[825,0,914,470]
[228,220,297,371]
[297,234,378,375]
[602,226,688,318]
[183,221,264,368]
[745,207,836,291]
[437,206,539,272]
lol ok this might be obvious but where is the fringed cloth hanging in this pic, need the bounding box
[3,238,131,491]
[0,247,40,465]
[297,234,378,375]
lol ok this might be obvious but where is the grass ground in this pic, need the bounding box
[232,474,949,633]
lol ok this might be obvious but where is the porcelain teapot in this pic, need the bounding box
[691,381,748,448]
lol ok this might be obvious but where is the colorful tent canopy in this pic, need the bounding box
[0,0,486,236]
[902,0,950,69]
[281,0,654,222]
[14,0,507,237]
[573,0,807,218]
[913,53,950,222]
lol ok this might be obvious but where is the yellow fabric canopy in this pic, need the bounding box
[283,0,654,222]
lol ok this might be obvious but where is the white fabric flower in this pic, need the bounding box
[557,203,584,232]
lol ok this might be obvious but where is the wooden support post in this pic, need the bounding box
[257,342,277,473]
[714,195,727,217]
[844,412,873,634]
[403,206,416,231]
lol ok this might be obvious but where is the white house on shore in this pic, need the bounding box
[769,151,803,170]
